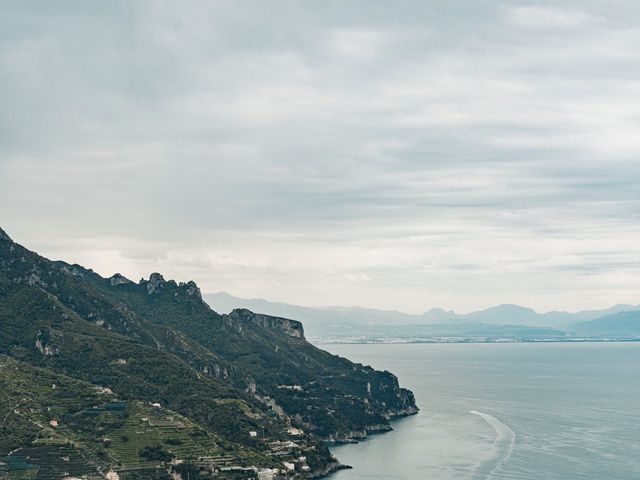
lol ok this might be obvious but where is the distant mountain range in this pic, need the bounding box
[205,292,640,342]
[571,311,640,338]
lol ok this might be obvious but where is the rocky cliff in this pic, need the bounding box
[227,308,306,339]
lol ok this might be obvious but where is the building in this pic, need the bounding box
[277,384,303,392]
[257,468,279,480]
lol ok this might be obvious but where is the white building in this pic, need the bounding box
[277,384,303,391]
[257,468,279,480]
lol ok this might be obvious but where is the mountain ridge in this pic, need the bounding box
[570,311,640,338]
[205,292,640,340]
[0,228,417,479]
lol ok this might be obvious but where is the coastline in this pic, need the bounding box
[310,462,353,478]
[313,337,640,346]
[322,405,419,444]
[318,407,419,477]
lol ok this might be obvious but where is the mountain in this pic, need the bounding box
[0,228,417,479]
[0,355,271,479]
[423,303,640,327]
[204,292,421,337]
[570,311,640,338]
[205,292,640,339]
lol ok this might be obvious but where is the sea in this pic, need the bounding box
[324,342,640,480]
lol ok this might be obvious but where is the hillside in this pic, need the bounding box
[0,227,417,479]
[0,355,271,480]
[570,311,640,338]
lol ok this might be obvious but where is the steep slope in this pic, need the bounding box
[80,272,418,439]
[0,231,333,476]
[0,227,417,477]
[0,355,274,479]
[4,241,417,440]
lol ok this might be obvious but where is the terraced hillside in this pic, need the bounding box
[0,356,274,479]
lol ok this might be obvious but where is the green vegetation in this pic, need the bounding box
[0,229,417,478]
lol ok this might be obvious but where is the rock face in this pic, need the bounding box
[143,272,166,294]
[228,309,305,339]
[181,280,202,300]
[138,273,204,301]
[109,273,132,286]
[0,228,11,242]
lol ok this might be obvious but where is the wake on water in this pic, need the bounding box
[469,410,516,480]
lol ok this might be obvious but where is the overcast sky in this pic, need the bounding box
[2,0,640,314]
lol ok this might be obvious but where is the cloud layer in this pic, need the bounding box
[2,0,640,313]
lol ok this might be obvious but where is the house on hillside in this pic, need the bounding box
[257,468,279,480]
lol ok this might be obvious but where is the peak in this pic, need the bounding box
[138,273,203,299]
[489,304,535,312]
[210,291,236,299]
[110,273,132,287]
[424,307,452,315]
[141,272,167,294]
[421,308,457,320]
[0,227,12,242]
[149,272,165,283]
[179,280,202,299]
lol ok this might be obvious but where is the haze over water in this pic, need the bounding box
[325,342,640,480]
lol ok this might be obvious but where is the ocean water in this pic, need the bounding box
[324,342,640,480]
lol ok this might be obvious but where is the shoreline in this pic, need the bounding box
[310,461,353,478]
[319,409,419,478]
[313,338,640,346]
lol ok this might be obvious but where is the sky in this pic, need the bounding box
[1,0,640,314]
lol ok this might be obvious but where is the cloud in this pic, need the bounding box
[506,6,598,29]
[1,0,640,313]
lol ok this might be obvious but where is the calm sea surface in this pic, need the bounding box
[324,342,640,480]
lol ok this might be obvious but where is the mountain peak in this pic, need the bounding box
[109,273,132,286]
[136,273,203,299]
[0,227,12,242]
[485,304,537,314]
[180,280,202,299]
[142,272,167,294]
